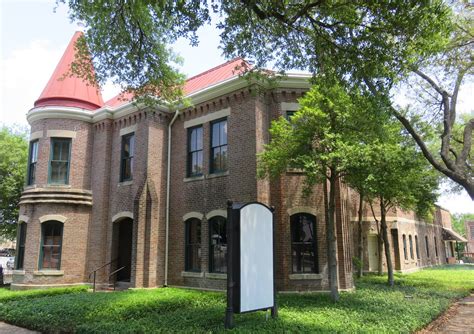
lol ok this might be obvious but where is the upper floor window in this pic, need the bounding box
[409,235,414,260]
[209,216,227,273]
[187,126,203,177]
[185,218,201,272]
[402,234,408,260]
[286,110,296,121]
[49,138,71,184]
[291,213,318,273]
[210,119,227,173]
[27,140,39,185]
[40,221,63,270]
[15,223,27,270]
[120,133,135,182]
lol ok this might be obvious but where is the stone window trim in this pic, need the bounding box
[181,271,204,278]
[46,130,76,138]
[281,102,299,112]
[206,209,227,220]
[289,273,323,280]
[205,272,226,280]
[112,211,134,223]
[183,108,230,129]
[183,212,204,222]
[33,270,64,276]
[39,215,67,224]
[18,215,30,223]
[29,131,43,141]
[119,124,137,137]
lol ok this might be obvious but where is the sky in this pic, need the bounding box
[0,0,472,214]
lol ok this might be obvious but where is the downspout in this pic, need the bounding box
[164,110,179,287]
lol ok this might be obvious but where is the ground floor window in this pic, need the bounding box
[434,236,438,258]
[291,213,318,273]
[425,236,430,258]
[402,234,408,260]
[15,223,27,270]
[209,216,227,273]
[409,235,414,260]
[40,221,63,270]
[415,235,420,259]
[185,218,201,272]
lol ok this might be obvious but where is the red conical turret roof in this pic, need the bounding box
[34,31,104,110]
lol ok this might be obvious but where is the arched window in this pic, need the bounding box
[291,213,318,273]
[402,235,408,260]
[40,221,63,270]
[409,235,414,260]
[15,223,27,270]
[415,235,420,259]
[185,218,201,272]
[209,216,227,273]
[425,235,430,258]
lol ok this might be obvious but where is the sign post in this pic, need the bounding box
[225,200,277,329]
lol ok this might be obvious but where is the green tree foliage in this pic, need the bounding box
[258,76,383,300]
[352,132,439,286]
[0,127,28,240]
[452,213,474,237]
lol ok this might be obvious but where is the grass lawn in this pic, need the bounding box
[0,265,472,333]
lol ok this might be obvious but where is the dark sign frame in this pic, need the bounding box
[225,200,278,329]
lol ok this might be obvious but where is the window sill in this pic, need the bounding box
[205,272,226,280]
[118,180,133,186]
[12,270,25,275]
[46,184,71,188]
[289,273,322,280]
[33,270,64,276]
[184,175,205,183]
[181,271,204,278]
[286,168,305,174]
[207,171,229,179]
[23,185,37,190]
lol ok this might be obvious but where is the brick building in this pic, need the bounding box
[12,32,450,291]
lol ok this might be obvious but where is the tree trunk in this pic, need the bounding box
[357,191,364,278]
[380,201,394,287]
[326,169,339,301]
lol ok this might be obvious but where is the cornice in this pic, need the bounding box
[26,73,311,125]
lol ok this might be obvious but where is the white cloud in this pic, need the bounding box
[0,39,64,126]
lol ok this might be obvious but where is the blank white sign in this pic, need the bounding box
[239,203,274,312]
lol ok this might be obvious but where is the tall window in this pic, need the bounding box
[415,235,420,259]
[409,235,414,260]
[425,235,430,258]
[120,133,135,181]
[40,221,63,270]
[49,138,71,184]
[402,234,408,260]
[187,126,203,177]
[291,213,318,273]
[210,119,228,173]
[470,226,474,239]
[15,223,27,270]
[209,216,227,273]
[27,140,39,185]
[434,236,438,258]
[185,218,201,272]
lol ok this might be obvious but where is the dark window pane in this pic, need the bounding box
[120,133,134,181]
[291,213,318,273]
[209,216,227,273]
[41,221,63,270]
[210,119,228,174]
[187,126,203,177]
[212,122,220,147]
[185,218,201,272]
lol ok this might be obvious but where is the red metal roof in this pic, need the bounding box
[104,58,250,108]
[35,31,104,110]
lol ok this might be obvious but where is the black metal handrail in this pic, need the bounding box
[109,266,126,291]
[89,258,117,292]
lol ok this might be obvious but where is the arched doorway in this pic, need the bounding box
[114,218,133,282]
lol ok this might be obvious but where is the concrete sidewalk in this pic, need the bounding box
[0,322,38,334]
[419,294,474,333]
